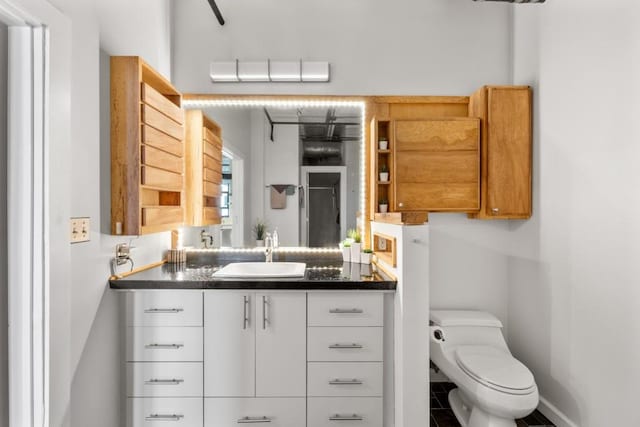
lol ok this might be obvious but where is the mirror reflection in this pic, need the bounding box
[188,102,363,248]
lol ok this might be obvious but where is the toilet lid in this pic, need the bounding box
[455,346,536,395]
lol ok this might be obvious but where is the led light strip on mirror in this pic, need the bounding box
[182,98,367,244]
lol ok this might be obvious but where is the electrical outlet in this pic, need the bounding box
[70,217,90,243]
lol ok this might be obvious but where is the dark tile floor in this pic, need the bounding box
[430,382,556,427]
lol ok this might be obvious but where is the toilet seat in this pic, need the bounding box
[455,345,536,396]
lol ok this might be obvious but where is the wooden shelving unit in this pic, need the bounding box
[370,119,393,219]
[111,56,185,235]
[185,110,223,226]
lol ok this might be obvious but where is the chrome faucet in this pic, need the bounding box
[200,229,214,249]
[264,232,273,263]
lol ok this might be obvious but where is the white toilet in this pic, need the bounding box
[429,310,539,427]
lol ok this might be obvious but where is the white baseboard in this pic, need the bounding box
[538,396,579,427]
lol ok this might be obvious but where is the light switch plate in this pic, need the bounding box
[70,217,90,243]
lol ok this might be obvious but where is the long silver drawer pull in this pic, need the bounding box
[145,413,184,421]
[329,378,363,385]
[145,344,184,349]
[144,308,184,313]
[145,378,184,385]
[262,296,269,330]
[329,308,363,314]
[329,414,363,421]
[237,416,272,424]
[329,343,363,349]
[243,295,249,330]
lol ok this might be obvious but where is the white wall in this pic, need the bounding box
[172,0,512,96]
[261,114,300,246]
[171,0,516,326]
[509,3,640,426]
[248,110,301,245]
[0,21,8,427]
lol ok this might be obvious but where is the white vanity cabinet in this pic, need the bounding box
[203,291,307,427]
[125,289,387,427]
[203,292,255,397]
[307,292,384,427]
[203,292,306,397]
[125,291,204,427]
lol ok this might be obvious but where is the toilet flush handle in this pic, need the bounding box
[434,329,445,342]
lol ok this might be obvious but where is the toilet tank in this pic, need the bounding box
[430,310,509,351]
[430,310,503,328]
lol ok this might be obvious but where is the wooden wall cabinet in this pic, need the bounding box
[185,110,222,226]
[393,118,480,212]
[111,56,185,235]
[469,86,532,219]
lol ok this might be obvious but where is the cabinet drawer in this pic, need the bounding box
[127,362,203,397]
[126,291,203,327]
[127,327,203,362]
[308,327,383,362]
[308,293,383,327]
[205,398,305,427]
[308,362,383,397]
[307,397,383,427]
[127,397,202,427]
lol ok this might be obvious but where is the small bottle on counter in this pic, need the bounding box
[272,228,279,248]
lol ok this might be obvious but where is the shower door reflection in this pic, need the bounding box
[301,167,346,247]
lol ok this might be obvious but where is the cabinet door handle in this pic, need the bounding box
[491,207,500,214]
[262,296,269,330]
[329,378,363,385]
[243,295,249,330]
[144,308,184,313]
[329,343,363,349]
[145,343,184,349]
[237,416,272,424]
[145,413,184,421]
[145,378,184,385]
[329,414,363,421]
[329,308,363,314]
[398,202,404,208]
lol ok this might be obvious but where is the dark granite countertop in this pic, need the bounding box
[109,250,396,291]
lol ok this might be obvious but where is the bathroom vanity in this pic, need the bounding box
[110,252,396,427]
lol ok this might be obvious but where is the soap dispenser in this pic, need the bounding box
[272,228,279,248]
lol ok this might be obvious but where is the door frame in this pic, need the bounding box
[300,166,347,246]
[1,2,49,426]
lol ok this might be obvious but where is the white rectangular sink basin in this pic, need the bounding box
[213,262,307,278]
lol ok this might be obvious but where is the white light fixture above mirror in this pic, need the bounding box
[210,60,330,82]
